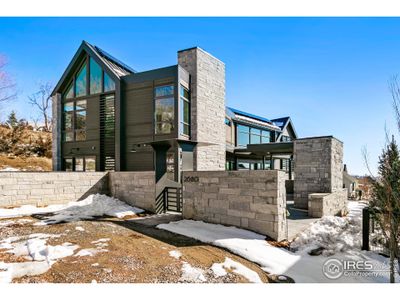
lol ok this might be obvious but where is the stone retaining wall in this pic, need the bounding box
[0,172,108,207]
[308,189,348,218]
[108,171,156,212]
[293,136,344,209]
[182,170,287,241]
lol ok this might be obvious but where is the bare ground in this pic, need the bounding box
[0,215,272,283]
[0,154,52,171]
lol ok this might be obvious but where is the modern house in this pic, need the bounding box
[51,41,298,184]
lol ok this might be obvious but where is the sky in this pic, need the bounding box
[0,17,398,175]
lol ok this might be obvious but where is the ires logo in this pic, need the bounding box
[323,258,385,280]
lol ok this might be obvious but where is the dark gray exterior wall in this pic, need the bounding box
[121,66,180,172]
[62,93,102,170]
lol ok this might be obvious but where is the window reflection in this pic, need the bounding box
[75,63,87,97]
[90,57,102,94]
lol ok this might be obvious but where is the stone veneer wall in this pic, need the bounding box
[293,136,344,209]
[178,48,226,171]
[182,170,287,241]
[0,172,108,207]
[308,189,348,218]
[108,171,156,212]
[52,93,62,171]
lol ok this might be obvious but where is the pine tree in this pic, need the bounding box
[6,110,18,128]
[370,136,400,283]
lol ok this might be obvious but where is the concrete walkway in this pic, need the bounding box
[287,201,319,240]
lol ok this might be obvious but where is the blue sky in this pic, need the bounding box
[0,17,398,175]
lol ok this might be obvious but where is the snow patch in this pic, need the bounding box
[0,218,32,228]
[169,250,182,259]
[0,233,78,283]
[0,167,20,172]
[157,201,396,283]
[75,226,85,232]
[180,262,206,283]
[0,194,144,224]
[211,258,262,283]
[74,238,110,257]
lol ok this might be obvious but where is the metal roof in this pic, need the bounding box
[271,117,290,130]
[93,45,137,75]
[227,107,273,124]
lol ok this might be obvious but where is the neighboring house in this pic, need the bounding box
[51,41,297,183]
[355,175,374,200]
[225,108,297,179]
[342,164,357,198]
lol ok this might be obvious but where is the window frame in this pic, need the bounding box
[154,84,175,135]
[63,156,96,172]
[62,100,87,143]
[179,85,190,137]
[236,123,273,147]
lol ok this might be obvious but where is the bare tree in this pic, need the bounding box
[0,54,17,103]
[28,82,53,132]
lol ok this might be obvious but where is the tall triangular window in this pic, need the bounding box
[65,81,74,99]
[75,63,87,97]
[104,72,115,92]
[90,57,102,94]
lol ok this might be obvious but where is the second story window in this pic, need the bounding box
[237,124,272,147]
[63,100,87,142]
[281,135,291,142]
[75,63,87,98]
[179,85,190,136]
[155,85,174,135]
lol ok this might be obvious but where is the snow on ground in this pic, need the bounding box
[211,257,262,283]
[180,262,206,283]
[75,226,85,232]
[169,250,182,259]
[0,233,79,283]
[0,219,32,228]
[158,201,397,283]
[0,166,20,172]
[74,238,110,257]
[0,194,144,224]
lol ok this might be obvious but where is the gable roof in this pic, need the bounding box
[226,107,281,131]
[227,107,273,124]
[52,40,135,96]
[91,44,136,76]
[271,116,298,140]
[271,117,290,130]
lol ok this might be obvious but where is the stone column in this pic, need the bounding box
[178,47,226,171]
[293,136,343,209]
[52,93,62,171]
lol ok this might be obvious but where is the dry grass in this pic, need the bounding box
[0,154,52,171]
[0,217,271,283]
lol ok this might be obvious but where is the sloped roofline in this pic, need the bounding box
[272,116,298,141]
[51,40,133,96]
[227,106,273,124]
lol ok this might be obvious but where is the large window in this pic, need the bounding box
[155,85,174,134]
[63,100,87,142]
[90,57,102,94]
[237,124,271,147]
[75,63,87,98]
[104,72,115,92]
[65,82,74,99]
[179,85,190,136]
[63,55,116,100]
[64,156,96,172]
